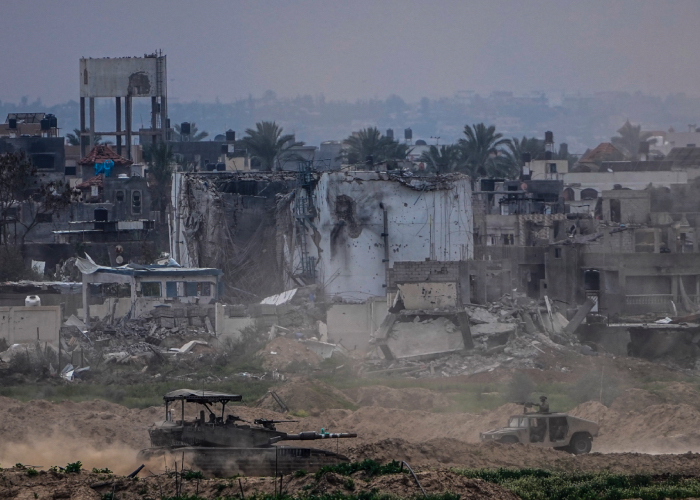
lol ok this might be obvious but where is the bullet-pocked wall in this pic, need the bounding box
[293,172,473,300]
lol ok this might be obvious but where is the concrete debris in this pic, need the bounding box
[60,363,89,381]
[260,288,298,306]
[301,339,340,359]
[174,340,213,354]
[383,316,465,360]
[364,291,589,378]
[465,306,500,325]
[64,314,88,333]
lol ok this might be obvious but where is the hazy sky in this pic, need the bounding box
[1,0,699,105]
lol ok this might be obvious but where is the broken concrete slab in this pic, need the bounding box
[563,298,596,335]
[300,339,337,359]
[177,340,212,354]
[470,322,518,337]
[465,306,500,325]
[471,322,517,349]
[382,316,465,360]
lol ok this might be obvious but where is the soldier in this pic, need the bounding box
[537,395,549,413]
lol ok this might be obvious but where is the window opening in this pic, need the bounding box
[185,282,198,297]
[141,282,161,297]
[132,190,142,214]
[199,282,212,296]
[548,416,568,442]
[529,417,547,443]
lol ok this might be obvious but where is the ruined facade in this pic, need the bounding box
[288,172,473,300]
[171,170,473,302]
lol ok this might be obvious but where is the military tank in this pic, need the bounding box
[137,389,357,477]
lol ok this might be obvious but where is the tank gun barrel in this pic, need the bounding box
[254,418,299,430]
[268,431,357,445]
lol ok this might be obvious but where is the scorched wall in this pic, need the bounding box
[297,172,473,299]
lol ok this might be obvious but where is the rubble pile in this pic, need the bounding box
[52,307,221,377]
[366,292,584,378]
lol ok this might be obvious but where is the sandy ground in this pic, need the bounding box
[5,379,700,478]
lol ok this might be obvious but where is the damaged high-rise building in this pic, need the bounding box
[170,169,474,301]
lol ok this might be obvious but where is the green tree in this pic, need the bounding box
[239,121,304,171]
[458,123,512,178]
[144,142,174,211]
[611,120,654,159]
[173,122,209,142]
[418,144,463,173]
[65,128,109,146]
[340,127,411,166]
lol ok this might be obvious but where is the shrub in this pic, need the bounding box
[316,460,403,479]
[181,470,204,480]
[26,468,38,477]
[65,461,82,473]
[453,468,700,500]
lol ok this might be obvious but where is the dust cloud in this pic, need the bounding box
[0,430,140,474]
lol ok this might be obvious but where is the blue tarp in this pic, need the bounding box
[95,159,114,177]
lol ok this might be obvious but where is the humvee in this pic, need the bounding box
[479,410,599,454]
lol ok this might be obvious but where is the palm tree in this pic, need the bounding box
[611,120,654,159]
[458,123,512,177]
[418,144,463,173]
[65,128,108,146]
[173,122,209,142]
[144,141,174,211]
[501,136,545,177]
[340,127,411,166]
[239,121,304,171]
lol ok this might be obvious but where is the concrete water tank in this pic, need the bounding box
[25,295,41,307]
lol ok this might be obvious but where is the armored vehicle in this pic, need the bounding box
[138,389,356,476]
[479,406,599,454]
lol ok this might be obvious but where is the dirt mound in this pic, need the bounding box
[569,400,700,453]
[0,396,160,475]
[568,401,620,433]
[255,377,357,413]
[349,386,452,411]
[258,336,322,371]
[0,467,518,500]
[346,438,700,475]
[611,383,700,413]
[610,388,664,413]
[347,438,568,468]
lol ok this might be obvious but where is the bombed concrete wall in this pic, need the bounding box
[601,190,651,225]
[0,306,62,345]
[291,172,473,300]
[387,261,460,291]
[171,172,299,300]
